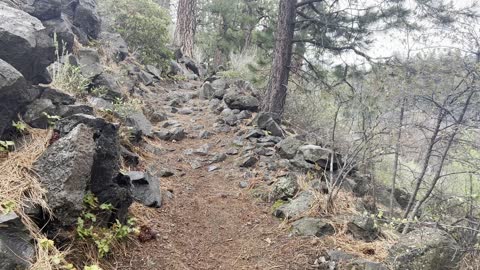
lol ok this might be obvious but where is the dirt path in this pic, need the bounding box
[112,82,324,269]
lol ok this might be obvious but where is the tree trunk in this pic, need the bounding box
[390,98,405,217]
[174,0,196,58]
[261,0,296,120]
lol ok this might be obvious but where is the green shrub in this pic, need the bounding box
[100,0,172,67]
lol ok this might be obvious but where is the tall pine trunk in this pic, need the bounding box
[261,0,296,119]
[174,0,196,58]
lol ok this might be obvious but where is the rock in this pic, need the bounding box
[87,96,114,111]
[239,155,258,168]
[91,73,123,101]
[0,3,55,84]
[155,127,186,141]
[297,145,340,169]
[245,129,264,139]
[125,111,153,137]
[223,89,260,112]
[25,0,62,20]
[346,216,379,242]
[327,250,387,270]
[99,32,128,62]
[0,212,35,270]
[210,153,227,164]
[55,114,133,224]
[120,146,139,167]
[23,98,56,128]
[77,48,103,78]
[387,228,462,270]
[193,144,211,156]
[276,137,304,159]
[57,104,94,117]
[40,87,75,105]
[226,148,239,155]
[274,191,315,219]
[199,130,214,139]
[150,111,168,123]
[270,175,298,201]
[239,181,248,188]
[199,82,215,100]
[291,217,334,237]
[72,0,101,41]
[34,124,96,226]
[178,108,194,115]
[255,112,285,137]
[146,65,161,80]
[208,165,219,172]
[127,171,161,208]
[42,16,76,53]
[139,70,154,86]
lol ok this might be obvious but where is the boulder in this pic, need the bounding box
[270,175,298,201]
[223,89,260,112]
[346,216,379,242]
[274,191,315,219]
[0,212,35,270]
[125,111,153,137]
[55,114,133,224]
[0,3,55,83]
[91,73,123,101]
[34,124,96,226]
[23,98,56,128]
[40,87,75,105]
[127,171,161,208]
[297,145,340,169]
[327,250,388,270]
[42,15,76,53]
[139,70,154,86]
[199,82,215,100]
[291,217,334,237]
[387,228,462,270]
[154,127,186,141]
[255,112,285,137]
[276,137,303,159]
[146,65,162,79]
[0,59,32,138]
[99,32,128,62]
[77,48,103,78]
[238,155,258,168]
[25,0,62,21]
[72,0,101,42]
[57,104,94,117]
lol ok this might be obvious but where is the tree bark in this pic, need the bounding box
[174,0,196,58]
[261,0,296,119]
[390,98,405,217]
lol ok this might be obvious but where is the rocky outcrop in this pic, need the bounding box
[0,3,55,83]
[127,171,162,208]
[274,191,315,219]
[0,213,35,270]
[34,124,96,226]
[346,216,379,242]
[387,228,462,270]
[291,217,334,237]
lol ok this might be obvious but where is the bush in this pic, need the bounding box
[100,0,172,67]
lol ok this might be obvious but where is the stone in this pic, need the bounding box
[346,216,379,242]
[87,96,114,111]
[245,129,264,139]
[0,3,55,83]
[72,0,101,41]
[150,111,168,123]
[270,175,298,201]
[239,155,258,168]
[40,87,75,105]
[210,153,227,164]
[274,191,315,219]
[178,108,194,115]
[387,228,462,270]
[55,114,133,224]
[25,0,62,20]
[199,130,214,139]
[99,32,128,62]
[120,146,140,167]
[127,171,161,208]
[208,165,219,172]
[34,124,96,226]
[193,144,211,156]
[255,112,285,137]
[77,48,103,78]
[125,111,153,137]
[91,73,123,101]
[23,98,56,128]
[226,148,239,155]
[298,145,340,169]
[276,137,304,159]
[42,16,76,53]
[199,82,215,100]
[155,127,186,141]
[57,104,94,117]
[139,70,154,86]
[291,217,335,237]
[146,65,162,79]
[223,89,260,112]
[0,212,35,270]
[239,181,248,188]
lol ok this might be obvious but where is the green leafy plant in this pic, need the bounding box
[42,112,61,127]
[101,0,172,67]
[112,97,142,118]
[12,121,27,133]
[0,140,15,152]
[1,201,16,214]
[77,193,139,258]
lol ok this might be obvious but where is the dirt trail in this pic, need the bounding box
[114,81,325,270]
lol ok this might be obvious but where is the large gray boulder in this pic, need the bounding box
[0,59,33,138]
[34,124,96,226]
[255,112,285,137]
[274,191,315,219]
[125,111,153,137]
[23,0,62,20]
[0,3,55,84]
[127,171,162,208]
[291,217,334,237]
[223,88,260,112]
[77,48,103,79]
[0,212,35,270]
[346,216,379,242]
[276,137,303,159]
[270,175,298,201]
[297,145,341,170]
[387,228,462,270]
[55,114,133,224]
[71,0,101,43]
